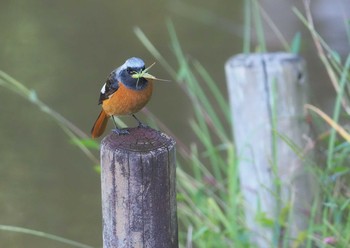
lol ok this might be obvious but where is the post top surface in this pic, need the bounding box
[101,127,175,153]
[225,52,304,68]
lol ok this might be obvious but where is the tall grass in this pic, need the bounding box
[136,19,244,246]
[296,1,350,247]
[135,1,350,247]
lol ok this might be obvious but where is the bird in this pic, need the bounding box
[91,57,157,138]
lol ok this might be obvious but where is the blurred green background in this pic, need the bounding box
[0,0,349,247]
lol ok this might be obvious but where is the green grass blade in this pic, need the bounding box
[226,143,240,241]
[133,26,177,78]
[327,54,350,169]
[290,32,302,54]
[0,225,94,248]
[207,198,235,236]
[0,71,99,165]
[252,0,266,52]
[193,60,231,124]
[243,0,252,53]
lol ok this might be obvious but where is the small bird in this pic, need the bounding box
[91,57,158,138]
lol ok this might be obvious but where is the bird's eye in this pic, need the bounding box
[126,67,136,75]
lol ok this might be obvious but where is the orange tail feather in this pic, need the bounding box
[91,110,109,138]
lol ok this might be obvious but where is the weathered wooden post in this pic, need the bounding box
[225,53,316,247]
[100,127,177,248]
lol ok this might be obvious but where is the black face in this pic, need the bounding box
[119,66,148,90]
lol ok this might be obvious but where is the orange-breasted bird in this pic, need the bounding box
[91,57,157,138]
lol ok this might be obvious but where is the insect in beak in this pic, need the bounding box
[131,62,170,88]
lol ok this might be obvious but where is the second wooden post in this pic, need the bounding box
[225,53,316,247]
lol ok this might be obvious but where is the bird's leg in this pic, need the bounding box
[111,116,129,135]
[132,114,148,128]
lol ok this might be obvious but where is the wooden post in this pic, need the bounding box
[225,53,316,247]
[100,127,178,248]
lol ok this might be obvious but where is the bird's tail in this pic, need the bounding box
[91,110,109,138]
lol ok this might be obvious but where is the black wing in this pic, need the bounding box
[98,70,119,105]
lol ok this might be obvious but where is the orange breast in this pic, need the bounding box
[102,81,153,116]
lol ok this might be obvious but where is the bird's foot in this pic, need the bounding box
[137,122,149,129]
[132,114,148,129]
[112,128,129,135]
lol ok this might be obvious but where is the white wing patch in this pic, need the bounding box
[100,83,106,94]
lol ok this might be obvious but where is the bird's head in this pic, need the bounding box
[117,57,155,90]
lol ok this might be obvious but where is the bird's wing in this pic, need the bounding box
[98,71,119,105]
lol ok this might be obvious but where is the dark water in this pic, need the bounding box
[0,1,349,247]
